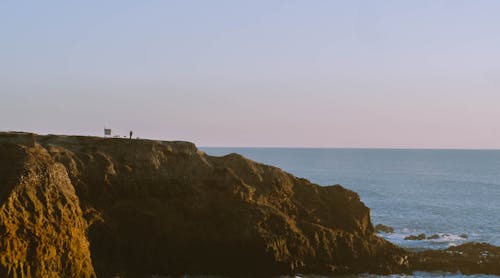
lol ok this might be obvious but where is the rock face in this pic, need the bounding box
[0,140,95,277]
[0,132,409,277]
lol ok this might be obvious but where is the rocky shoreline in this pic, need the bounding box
[0,132,498,277]
[375,225,500,275]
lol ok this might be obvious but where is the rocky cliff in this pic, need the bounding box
[0,132,410,277]
[0,135,95,278]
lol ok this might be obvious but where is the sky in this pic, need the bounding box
[1,1,500,148]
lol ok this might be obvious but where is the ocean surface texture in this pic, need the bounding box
[201,148,500,253]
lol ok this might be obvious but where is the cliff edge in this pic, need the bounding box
[0,132,409,277]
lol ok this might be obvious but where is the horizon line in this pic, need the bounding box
[199,145,500,151]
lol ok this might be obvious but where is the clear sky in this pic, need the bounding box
[1,1,500,148]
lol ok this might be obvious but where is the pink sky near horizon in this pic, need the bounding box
[2,1,500,149]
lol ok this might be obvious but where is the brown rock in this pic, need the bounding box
[411,243,500,275]
[2,133,498,276]
[375,224,394,234]
[0,133,410,277]
[0,143,95,277]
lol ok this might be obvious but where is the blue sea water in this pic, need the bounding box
[201,148,500,256]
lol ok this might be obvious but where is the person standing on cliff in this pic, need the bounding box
[129,130,133,139]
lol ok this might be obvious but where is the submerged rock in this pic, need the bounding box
[0,132,409,277]
[375,224,394,234]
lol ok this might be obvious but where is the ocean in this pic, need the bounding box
[201,148,500,277]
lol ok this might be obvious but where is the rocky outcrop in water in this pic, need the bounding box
[374,224,394,234]
[427,234,440,240]
[411,243,500,275]
[0,132,409,277]
[405,234,427,241]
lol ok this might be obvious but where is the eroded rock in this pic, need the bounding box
[0,143,95,277]
[0,133,409,277]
